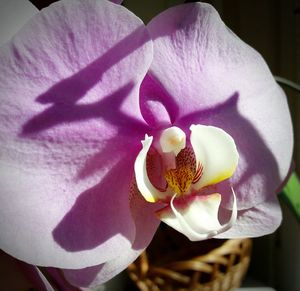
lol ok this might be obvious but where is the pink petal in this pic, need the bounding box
[62,193,160,287]
[144,2,293,208]
[216,195,282,238]
[183,96,291,210]
[0,0,152,268]
[140,74,173,128]
[0,0,38,46]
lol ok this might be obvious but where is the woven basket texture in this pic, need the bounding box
[128,225,252,291]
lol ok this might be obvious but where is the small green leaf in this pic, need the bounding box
[280,172,300,222]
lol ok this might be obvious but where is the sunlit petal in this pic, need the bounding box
[62,191,160,288]
[190,124,239,189]
[157,190,237,241]
[0,0,152,269]
[145,2,293,208]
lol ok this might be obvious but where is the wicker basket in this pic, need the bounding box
[128,225,252,291]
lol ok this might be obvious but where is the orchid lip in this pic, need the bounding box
[134,124,239,240]
[159,188,237,241]
[170,189,237,241]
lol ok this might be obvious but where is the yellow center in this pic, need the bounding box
[165,166,194,194]
[163,147,204,195]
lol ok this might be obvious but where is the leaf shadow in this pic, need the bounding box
[52,157,135,252]
[20,26,150,136]
[16,26,153,253]
[178,92,281,209]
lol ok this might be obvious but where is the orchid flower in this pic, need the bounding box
[0,0,293,289]
[134,124,239,241]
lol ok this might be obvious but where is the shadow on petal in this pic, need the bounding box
[130,190,160,250]
[140,74,179,128]
[60,266,104,290]
[177,93,281,209]
[76,136,137,181]
[20,26,150,136]
[20,27,153,254]
[21,81,149,140]
[52,158,135,252]
[60,193,160,288]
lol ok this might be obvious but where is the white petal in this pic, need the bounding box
[134,135,167,202]
[159,126,186,156]
[190,124,239,189]
[0,0,38,47]
[157,190,237,241]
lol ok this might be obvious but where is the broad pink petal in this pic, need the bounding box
[140,74,173,128]
[145,3,293,208]
[0,0,153,268]
[216,195,282,238]
[62,193,160,287]
[0,0,38,46]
